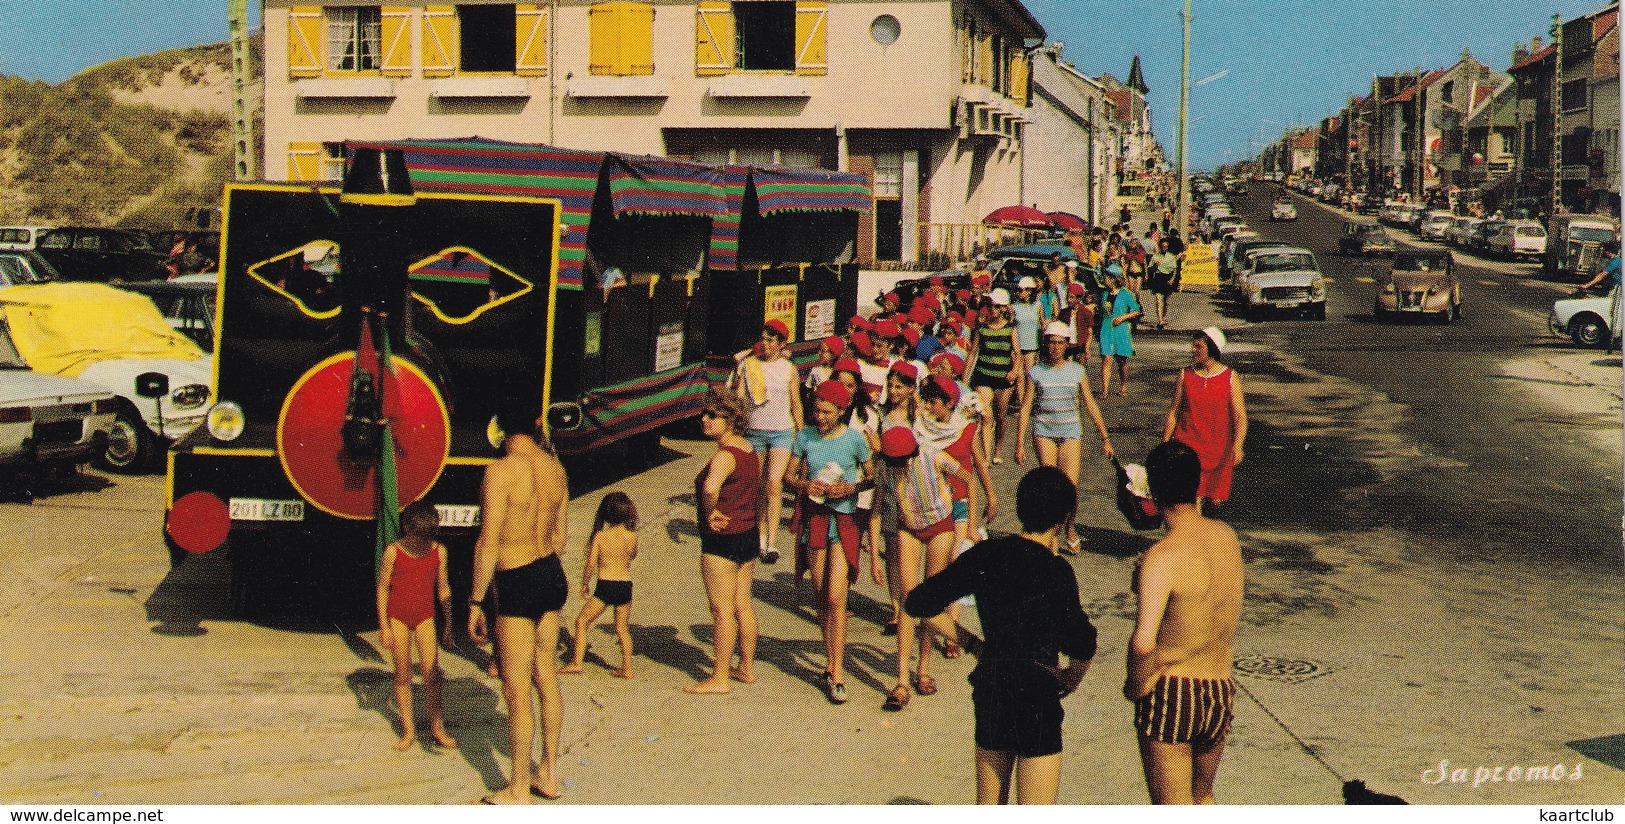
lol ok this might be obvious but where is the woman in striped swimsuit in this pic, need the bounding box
[1018,322,1114,554]
[967,288,1020,466]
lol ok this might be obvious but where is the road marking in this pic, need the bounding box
[1477,279,1498,286]
[1354,276,1374,283]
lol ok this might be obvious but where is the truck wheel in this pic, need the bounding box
[96,406,154,474]
[1572,313,1608,348]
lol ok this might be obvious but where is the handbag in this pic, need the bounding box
[1113,457,1163,530]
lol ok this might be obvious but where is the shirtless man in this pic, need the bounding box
[1126,439,1243,805]
[468,408,570,804]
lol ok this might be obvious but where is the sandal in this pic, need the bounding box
[943,642,963,660]
[882,619,898,637]
[828,680,848,704]
[882,685,910,711]
[912,672,938,696]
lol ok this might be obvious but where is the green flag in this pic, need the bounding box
[374,320,401,567]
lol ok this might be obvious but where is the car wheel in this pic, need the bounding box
[97,407,154,473]
[1373,303,1388,322]
[1312,304,1327,321]
[1571,313,1608,348]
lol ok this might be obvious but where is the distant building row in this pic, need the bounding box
[1255,2,1618,218]
[256,0,1163,268]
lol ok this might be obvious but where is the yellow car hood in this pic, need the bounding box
[0,282,204,378]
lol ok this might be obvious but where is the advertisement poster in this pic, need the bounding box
[803,298,835,341]
[764,284,799,342]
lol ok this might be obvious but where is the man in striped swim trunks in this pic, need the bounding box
[1125,440,1243,804]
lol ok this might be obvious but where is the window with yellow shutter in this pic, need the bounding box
[379,7,413,77]
[288,7,324,77]
[287,142,322,182]
[516,4,548,76]
[793,1,826,75]
[325,6,383,72]
[589,3,654,77]
[422,5,458,76]
[695,3,734,76]
[459,4,517,73]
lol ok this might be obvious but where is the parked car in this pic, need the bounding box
[1339,221,1396,256]
[0,282,212,471]
[115,274,218,352]
[0,251,62,288]
[0,333,117,477]
[33,227,167,283]
[1549,284,1619,348]
[983,242,1099,294]
[1375,250,1459,323]
[1486,220,1547,261]
[1235,247,1326,320]
[1544,214,1620,281]
[1271,200,1298,221]
[1444,216,1482,248]
[1224,238,1294,285]
[1468,219,1506,254]
[0,226,53,252]
[1417,211,1455,241]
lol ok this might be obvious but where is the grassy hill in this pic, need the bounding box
[0,36,261,230]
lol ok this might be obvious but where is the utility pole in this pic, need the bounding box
[1175,0,1191,242]
[1549,14,1563,219]
[229,0,258,181]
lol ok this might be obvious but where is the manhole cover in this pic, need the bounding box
[1234,654,1331,684]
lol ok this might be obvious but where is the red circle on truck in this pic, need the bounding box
[276,352,450,520]
[168,491,231,554]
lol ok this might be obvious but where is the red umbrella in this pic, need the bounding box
[1047,211,1087,232]
[983,205,1052,228]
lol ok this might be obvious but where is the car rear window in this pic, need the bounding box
[1571,226,1615,242]
[37,232,70,249]
[1518,226,1545,237]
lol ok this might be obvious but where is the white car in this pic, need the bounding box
[1235,247,1326,320]
[0,334,117,475]
[1443,217,1482,248]
[1271,200,1297,221]
[1488,220,1548,261]
[0,282,212,472]
[1550,285,1620,348]
[0,226,52,252]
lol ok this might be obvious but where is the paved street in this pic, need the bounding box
[0,193,1619,805]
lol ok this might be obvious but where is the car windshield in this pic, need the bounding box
[1361,227,1388,237]
[1254,253,1314,272]
[1394,254,1448,271]
[1571,226,1616,242]
[1517,226,1545,237]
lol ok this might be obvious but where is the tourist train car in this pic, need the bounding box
[163,141,731,615]
[706,164,868,379]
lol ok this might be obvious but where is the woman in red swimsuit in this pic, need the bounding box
[686,389,762,694]
[1162,327,1248,511]
[377,501,457,751]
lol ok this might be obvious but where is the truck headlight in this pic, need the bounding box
[206,401,245,441]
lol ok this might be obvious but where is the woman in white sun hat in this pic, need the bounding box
[1019,321,1114,553]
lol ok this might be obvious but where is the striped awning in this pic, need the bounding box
[749,166,872,215]
[603,153,727,218]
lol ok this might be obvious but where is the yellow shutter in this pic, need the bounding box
[977,34,992,86]
[380,7,414,77]
[516,4,549,76]
[288,142,322,182]
[622,3,655,76]
[960,22,974,83]
[695,2,733,76]
[422,5,458,77]
[588,4,620,76]
[288,7,323,77]
[794,1,827,76]
[1011,50,1029,105]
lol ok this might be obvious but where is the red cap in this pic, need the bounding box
[920,293,942,310]
[822,335,845,357]
[889,361,919,383]
[972,273,993,286]
[902,327,921,346]
[955,289,972,302]
[883,291,900,305]
[932,374,962,404]
[763,319,790,340]
[832,357,863,377]
[880,425,919,458]
[929,275,945,288]
[814,379,853,409]
[873,320,902,340]
[930,351,966,378]
[850,330,873,357]
[849,315,871,332]
[1068,282,1086,295]
[908,306,934,325]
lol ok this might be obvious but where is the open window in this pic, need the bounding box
[325,6,383,72]
[246,240,343,318]
[408,246,533,323]
[459,4,518,72]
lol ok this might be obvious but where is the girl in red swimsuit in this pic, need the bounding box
[377,501,457,752]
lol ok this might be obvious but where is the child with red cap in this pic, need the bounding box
[871,422,971,711]
[785,378,877,705]
[803,335,845,395]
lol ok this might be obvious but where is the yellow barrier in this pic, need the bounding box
[1181,242,1220,287]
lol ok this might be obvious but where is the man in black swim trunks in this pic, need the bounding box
[468,407,571,804]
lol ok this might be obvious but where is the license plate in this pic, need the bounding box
[436,504,481,528]
[1275,301,1301,308]
[229,498,305,521]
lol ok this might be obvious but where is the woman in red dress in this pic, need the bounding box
[1161,327,1248,511]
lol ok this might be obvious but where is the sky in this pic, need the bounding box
[0,0,1610,170]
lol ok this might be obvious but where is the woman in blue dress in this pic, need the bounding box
[1098,267,1143,397]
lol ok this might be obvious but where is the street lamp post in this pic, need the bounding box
[1175,0,1192,243]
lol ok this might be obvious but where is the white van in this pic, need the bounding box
[1116,181,1149,211]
